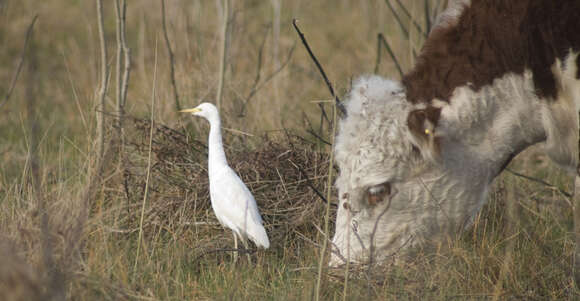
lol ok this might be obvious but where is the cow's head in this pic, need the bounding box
[329,75,527,266]
[330,0,580,266]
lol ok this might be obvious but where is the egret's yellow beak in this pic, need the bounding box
[179,108,201,113]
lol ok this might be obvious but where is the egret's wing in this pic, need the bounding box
[210,166,270,248]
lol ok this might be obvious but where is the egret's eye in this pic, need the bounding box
[366,182,391,206]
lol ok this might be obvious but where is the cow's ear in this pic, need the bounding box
[407,107,442,162]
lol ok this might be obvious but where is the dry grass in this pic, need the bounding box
[1,0,579,300]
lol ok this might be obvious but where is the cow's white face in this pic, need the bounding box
[330,74,546,266]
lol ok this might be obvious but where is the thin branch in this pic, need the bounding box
[315,103,338,301]
[161,0,181,111]
[96,0,109,161]
[121,31,131,113]
[253,43,295,101]
[249,25,271,103]
[115,0,131,131]
[302,111,331,145]
[270,0,282,101]
[239,40,296,116]
[284,130,335,207]
[216,0,231,111]
[375,33,404,78]
[424,0,432,34]
[115,0,131,219]
[0,14,38,109]
[134,37,159,277]
[393,0,428,38]
[292,19,346,116]
[115,0,123,122]
[306,129,331,146]
[505,168,571,198]
[291,159,334,207]
[383,0,409,39]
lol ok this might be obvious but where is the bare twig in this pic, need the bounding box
[292,19,346,116]
[115,0,132,226]
[239,39,296,116]
[301,111,331,145]
[115,0,131,133]
[306,128,331,146]
[248,25,271,104]
[216,0,231,111]
[383,0,409,39]
[291,159,334,207]
[96,0,109,162]
[115,1,123,121]
[393,0,428,38]
[161,0,181,111]
[375,33,404,78]
[134,38,159,277]
[0,14,38,109]
[424,0,432,34]
[318,106,325,145]
[315,103,338,301]
[270,0,282,104]
[285,130,335,207]
[506,168,571,198]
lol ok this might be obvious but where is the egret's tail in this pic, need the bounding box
[248,223,270,249]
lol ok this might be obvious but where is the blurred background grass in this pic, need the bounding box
[0,0,578,300]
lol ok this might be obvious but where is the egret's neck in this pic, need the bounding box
[207,117,228,172]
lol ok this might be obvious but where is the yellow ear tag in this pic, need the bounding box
[424,129,430,135]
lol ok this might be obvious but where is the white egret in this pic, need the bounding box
[180,103,270,262]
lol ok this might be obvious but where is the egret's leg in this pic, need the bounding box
[232,231,238,264]
[240,237,251,263]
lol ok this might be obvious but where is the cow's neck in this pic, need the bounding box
[437,70,547,182]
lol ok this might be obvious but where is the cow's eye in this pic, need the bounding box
[366,182,391,206]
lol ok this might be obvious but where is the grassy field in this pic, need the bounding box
[1,0,579,300]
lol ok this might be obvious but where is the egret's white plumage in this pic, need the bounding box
[180,103,270,259]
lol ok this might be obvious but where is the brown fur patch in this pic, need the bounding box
[407,107,440,137]
[407,107,442,157]
[403,0,580,104]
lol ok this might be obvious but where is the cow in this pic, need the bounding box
[330,0,580,267]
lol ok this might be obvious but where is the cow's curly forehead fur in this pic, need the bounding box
[334,76,419,188]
